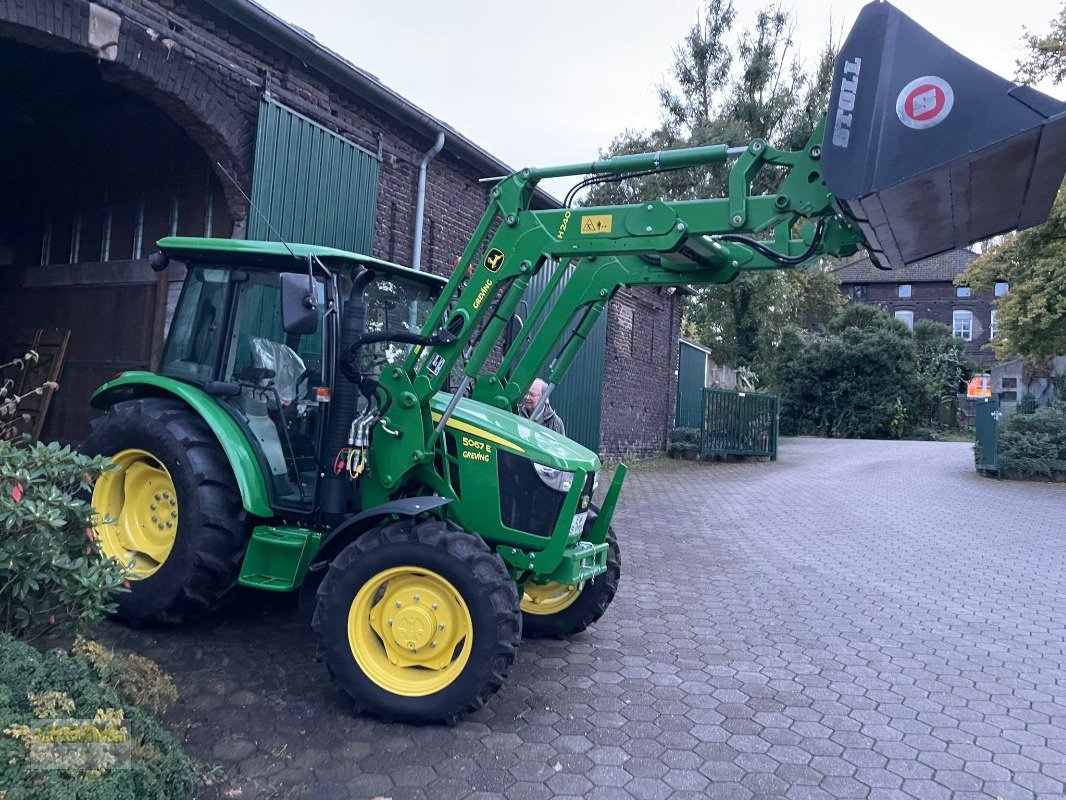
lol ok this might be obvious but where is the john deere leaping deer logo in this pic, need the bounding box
[484,248,505,272]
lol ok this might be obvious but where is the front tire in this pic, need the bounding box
[521,519,621,640]
[81,398,249,624]
[312,519,521,724]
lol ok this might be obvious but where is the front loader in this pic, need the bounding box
[82,2,1066,723]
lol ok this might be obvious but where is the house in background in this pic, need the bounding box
[832,249,1005,369]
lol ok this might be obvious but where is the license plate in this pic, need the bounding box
[569,512,588,536]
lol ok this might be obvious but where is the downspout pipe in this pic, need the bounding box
[412,132,445,271]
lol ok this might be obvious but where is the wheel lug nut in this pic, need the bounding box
[395,601,402,608]
[151,515,158,523]
[154,493,161,501]
[430,641,437,648]
[150,503,157,511]
[413,595,420,603]
[438,623,445,630]
[387,619,393,626]
[170,499,176,507]
[166,522,173,528]
[431,603,438,610]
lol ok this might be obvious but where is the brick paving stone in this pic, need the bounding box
[96,439,1066,799]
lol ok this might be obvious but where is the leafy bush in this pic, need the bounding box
[0,635,198,799]
[0,440,126,638]
[995,402,1066,479]
[1019,392,1038,414]
[667,427,701,457]
[772,307,977,439]
[776,307,924,439]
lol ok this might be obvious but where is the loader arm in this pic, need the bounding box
[362,0,1066,501]
[361,123,861,497]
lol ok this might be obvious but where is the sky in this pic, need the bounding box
[257,0,1065,198]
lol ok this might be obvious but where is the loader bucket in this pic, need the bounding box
[822,1,1066,269]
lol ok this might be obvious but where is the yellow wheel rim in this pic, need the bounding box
[347,567,473,697]
[521,581,582,616]
[92,449,178,580]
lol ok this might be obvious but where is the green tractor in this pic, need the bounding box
[82,2,1066,722]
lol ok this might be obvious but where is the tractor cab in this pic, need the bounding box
[152,237,445,511]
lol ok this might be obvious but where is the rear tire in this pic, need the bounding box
[312,519,520,724]
[81,398,249,624]
[521,516,620,640]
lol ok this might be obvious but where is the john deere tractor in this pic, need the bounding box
[82,2,1066,722]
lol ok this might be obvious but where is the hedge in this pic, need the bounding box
[0,636,199,800]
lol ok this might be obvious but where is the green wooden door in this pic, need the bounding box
[249,97,380,253]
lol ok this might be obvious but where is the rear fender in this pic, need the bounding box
[91,372,273,517]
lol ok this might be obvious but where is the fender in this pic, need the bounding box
[296,495,452,621]
[90,372,273,517]
[309,495,453,569]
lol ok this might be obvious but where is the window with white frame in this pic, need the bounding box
[990,309,998,340]
[952,310,973,341]
[995,281,1009,297]
[956,286,971,298]
[894,310,914,330]
[898,284,912,298]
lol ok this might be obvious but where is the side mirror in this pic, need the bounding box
[281,273,319,335]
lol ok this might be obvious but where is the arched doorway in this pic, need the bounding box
[0,37,232,442]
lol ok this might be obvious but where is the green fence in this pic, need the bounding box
[701,388,779,459]
[974,397,1000,472]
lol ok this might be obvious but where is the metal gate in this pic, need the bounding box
[974,397,1000,472]
[702,388,779,459]
[250,97,380,253]
[520,260,607,452]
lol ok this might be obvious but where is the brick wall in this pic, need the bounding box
[599,287,682,459]
[841,281,998,366]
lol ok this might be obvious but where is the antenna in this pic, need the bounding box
[216,162,300,262]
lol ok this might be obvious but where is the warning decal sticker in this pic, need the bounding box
[580,214,613,235]
[896,76,954,130]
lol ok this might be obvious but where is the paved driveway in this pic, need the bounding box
[101,438,1066,799]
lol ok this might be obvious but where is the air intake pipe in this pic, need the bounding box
[319,269,374,524]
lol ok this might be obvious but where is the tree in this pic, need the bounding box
[583,1,839,374]
[959,186,1066,360]
[776,305,925,439]
[912,320,977,423]
[1017,3,1066,85]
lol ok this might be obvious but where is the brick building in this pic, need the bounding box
[0,0,681,454]
[833,249,1004,367]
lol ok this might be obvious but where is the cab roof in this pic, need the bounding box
[156,237,447,286]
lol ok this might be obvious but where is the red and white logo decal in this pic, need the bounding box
[896,76,954,129]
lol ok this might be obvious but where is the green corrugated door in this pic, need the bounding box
[522,261,606,452]
[249,97,380,253]
[676,341,707,428]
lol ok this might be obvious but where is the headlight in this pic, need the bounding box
[533,462,574,492]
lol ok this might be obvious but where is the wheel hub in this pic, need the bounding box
[349,567,473,696]
[91,449,179,579]
[392,606,434,651]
